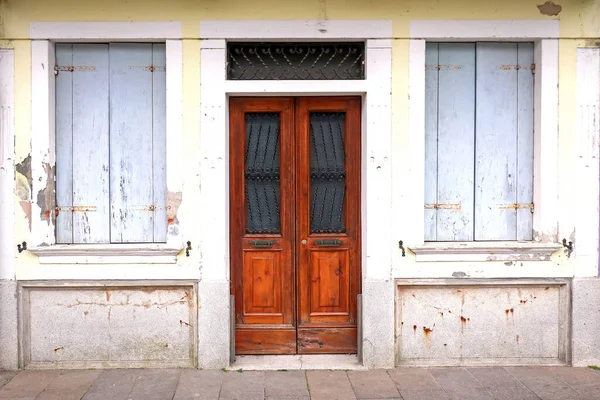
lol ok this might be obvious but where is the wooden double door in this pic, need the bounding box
[230,97,361,354]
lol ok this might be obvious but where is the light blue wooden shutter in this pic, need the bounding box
[516,43,535,241]
[56,43,166,243]
[56,44,110,243]
[152,44,167,242]
[55,44,73,243]
[425,42,534,241]
[424,43,476,241]
[109,43,166,243]
[474,43,534,240]
[424,43,439,241]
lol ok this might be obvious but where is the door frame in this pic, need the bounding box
[198,20,393,368]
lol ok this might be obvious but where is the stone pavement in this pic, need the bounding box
[2,366,600,399]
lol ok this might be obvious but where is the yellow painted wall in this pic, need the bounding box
[1,0,598,277]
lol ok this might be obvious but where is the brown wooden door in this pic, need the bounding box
[230,97,361,355]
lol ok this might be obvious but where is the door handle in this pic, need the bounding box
[315,239,342,247]
[249,240,276,248]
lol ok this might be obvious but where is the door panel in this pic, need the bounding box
[230,96,360,355]
[230,98,295,355]
[297,97,361,354]
[308,249,350,319]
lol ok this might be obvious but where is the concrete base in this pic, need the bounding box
[0,281,18,370]
[395,279,570,366]
[19,281,197,369]
[361,279,395,369]
[572,277,600,367]
[197,280,230,369]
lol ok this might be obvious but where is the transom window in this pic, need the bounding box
[424,42,534,241]
[226,42,365,80]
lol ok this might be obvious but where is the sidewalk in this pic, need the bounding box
[2,366,600,400]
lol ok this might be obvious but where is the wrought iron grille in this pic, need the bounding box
[227,42,365,80]
[310,112,347,233]
[245,113,281,234]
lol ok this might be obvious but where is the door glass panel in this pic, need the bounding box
[310,112,346,233]
[245,113,281,234]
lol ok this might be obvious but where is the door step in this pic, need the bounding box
[227,355,366,371]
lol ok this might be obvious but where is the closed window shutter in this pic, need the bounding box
[474,43,534,241]
[55,43,166,244]
[56,43,110,244]
[425,42,534,241]
[425,42,476,241]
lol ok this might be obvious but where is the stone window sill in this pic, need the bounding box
[408,241,564,262]
[28,244,183,264]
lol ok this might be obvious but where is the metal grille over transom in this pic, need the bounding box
[227,42,365,80]
[310,112,346,233]
[245,112,281,234]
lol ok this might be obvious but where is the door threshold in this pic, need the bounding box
[228,355,367,371]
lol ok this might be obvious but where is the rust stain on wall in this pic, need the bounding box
[537,1,562,16]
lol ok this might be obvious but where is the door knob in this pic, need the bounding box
[301,239,307,245]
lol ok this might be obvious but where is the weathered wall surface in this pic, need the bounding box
[396,280,570,366]
[0,0,598,369]
[0,0,596,281]
[21,284,197,369]
[572,278,600,367]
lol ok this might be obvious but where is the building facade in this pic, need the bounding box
[0,0,599,370]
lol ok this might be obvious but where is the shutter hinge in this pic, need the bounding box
[531,63,536,75]
[54,65,59,76]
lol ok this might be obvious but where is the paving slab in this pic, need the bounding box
[220,371,265,400]
[386,368,440,390]
[467,367,525,388]
[485,387,541,400]
[265,370,310,400]
[126,369,182,400]
[173,369,224,400]
[347,370,400,399]
[306,371,356,400]
[546,367,600,387]
[36,370,101,400]
[443,387,493,400]
[0,370,60,398]
[0,372,16,390]
[574,385,600,400]
[399,389,449,400]
[429,368,482,388]
[82,369,143,400]
[505,366,569,388]
[526,384,583,400]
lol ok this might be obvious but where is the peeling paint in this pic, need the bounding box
[533,228,558,243]
[15,154,33,230]
[166,191,182,225]
[36,162,56,224]
[537,1,562,16]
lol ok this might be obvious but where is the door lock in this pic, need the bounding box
[301,239,307,245]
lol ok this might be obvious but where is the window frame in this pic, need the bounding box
[28,22,184,264]
[406,20,563,261]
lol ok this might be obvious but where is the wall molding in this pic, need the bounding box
[0,49,15,281]
[406,20,560,246]
[28,22,184,261]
